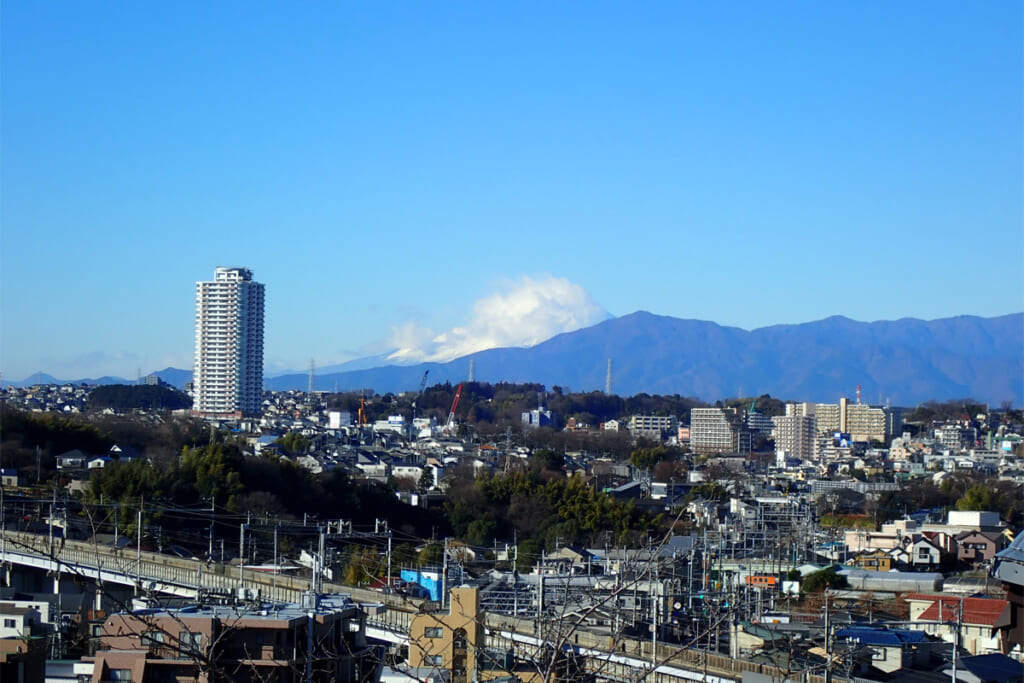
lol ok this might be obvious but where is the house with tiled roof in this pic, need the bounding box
[903,594,1012,655]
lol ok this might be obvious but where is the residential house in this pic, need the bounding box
[853,550,894,572]
[908,537,944,571]
[833,626,932,674]
[957,531,1008,569]
[0,469,21,487]
[904,594,1012,655]
[0,604,47,683]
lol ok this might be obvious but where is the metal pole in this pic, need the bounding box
[136,497,143,588]
[208,496,215,559]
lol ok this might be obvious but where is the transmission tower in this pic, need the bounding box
[605,358,613,395]
[468,358,475,383]
[308,359,315,398]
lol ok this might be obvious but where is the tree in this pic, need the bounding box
[418,468,435,493]
[802,566,848,593]
[956,483,994,512]
[274,431,311,455]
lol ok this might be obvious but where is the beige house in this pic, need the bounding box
[904,593,1012,655]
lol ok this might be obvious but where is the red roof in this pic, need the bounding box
[907,594,1008,627]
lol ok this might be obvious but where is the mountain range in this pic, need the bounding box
[9,312,1023,406]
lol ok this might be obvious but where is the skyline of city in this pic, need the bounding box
[1,3,1021,380]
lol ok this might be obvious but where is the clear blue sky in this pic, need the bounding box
[2,2,1021,381]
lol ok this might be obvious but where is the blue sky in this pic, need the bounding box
[2,2,1021,381]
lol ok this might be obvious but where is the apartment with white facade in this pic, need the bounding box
[690,408,735,454]
[192,267,265,418]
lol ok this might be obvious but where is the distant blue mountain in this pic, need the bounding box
[268,312,1024,406]
[6,372,134,388]
[11,312,1022,406]
[6,368,191,390]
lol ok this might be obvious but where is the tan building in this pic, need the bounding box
[814,397,891,443]
[408,587,583,683]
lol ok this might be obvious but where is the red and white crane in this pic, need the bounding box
[445,383,464,432]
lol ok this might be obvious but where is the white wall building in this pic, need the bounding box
[772,413,817,461]
[690,408,734,454]
[192,267,265,418]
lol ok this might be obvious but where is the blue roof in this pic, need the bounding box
[835,627,927,646]
[957,653,1024,682]
[995,532,1024,563]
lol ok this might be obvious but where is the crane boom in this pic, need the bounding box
[446,384,464,430]
[411,370,430,425]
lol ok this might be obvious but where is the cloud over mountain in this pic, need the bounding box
[386,275,609,364]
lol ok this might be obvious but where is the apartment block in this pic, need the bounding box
[690,408,735,454]
[89,592,380,683]
[628,415,678,440]
[192,266,265,418]
[772,414,817,461]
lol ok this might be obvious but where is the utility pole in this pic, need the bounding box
[651,558,659,668]
[239,518,247,589]
[952,596,963,683]
[824,593,832,683]
[442,538,449,609]
[208,496,215,560]
[136,497,143,589]
[387,528,393,590]
[317,526,326,594]
[273,522,279,594]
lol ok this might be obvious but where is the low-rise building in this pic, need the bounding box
[89,592,381,683]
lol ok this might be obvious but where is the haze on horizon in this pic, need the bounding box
[1,3,1021,381]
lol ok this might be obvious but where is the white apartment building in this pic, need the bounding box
[628,415,678,439]
[690,408,734,454]
[772,413,817,461]
[192,267,265,418]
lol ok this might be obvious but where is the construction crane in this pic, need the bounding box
[445,384,464,432]
[411,370,429,422]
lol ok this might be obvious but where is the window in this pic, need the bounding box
[3,618,15,628]
[141,631,165,646]
[179,631,203,657]
[918,548,931,558]
[108,669,132,681]
[425,654,444,666]
[424,627,444,638]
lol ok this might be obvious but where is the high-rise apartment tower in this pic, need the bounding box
[192,267,265,418]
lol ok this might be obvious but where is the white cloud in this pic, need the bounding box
[387,276,609,363]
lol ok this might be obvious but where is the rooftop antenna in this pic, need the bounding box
[605,358,613,395]
[468,359,475,383]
